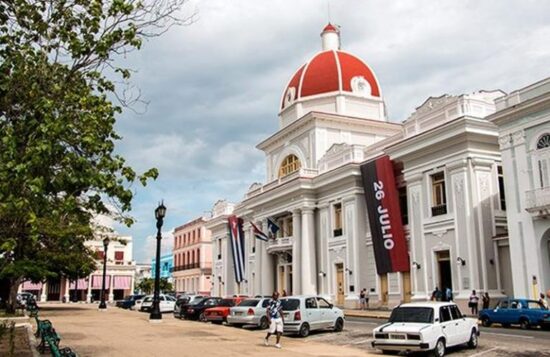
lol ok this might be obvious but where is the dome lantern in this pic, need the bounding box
[321,23,340,51]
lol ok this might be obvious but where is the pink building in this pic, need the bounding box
[172,217,212,295]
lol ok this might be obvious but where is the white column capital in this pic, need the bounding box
[301,207,315,215]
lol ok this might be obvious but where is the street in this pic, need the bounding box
[306,316,550,356]
[35,304,550,356]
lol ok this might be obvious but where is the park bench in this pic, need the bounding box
[44,334,78,357]
[36,318,61,353]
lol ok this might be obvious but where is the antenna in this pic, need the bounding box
[327,0,331,23]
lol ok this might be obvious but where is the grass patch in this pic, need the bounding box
[0,310,25,318]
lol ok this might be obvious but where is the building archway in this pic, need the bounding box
[540,229,550,295]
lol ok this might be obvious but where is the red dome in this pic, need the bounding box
[281,50,381,110]
[322,23,338,32]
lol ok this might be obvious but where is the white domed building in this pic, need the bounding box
[206,24,512,309]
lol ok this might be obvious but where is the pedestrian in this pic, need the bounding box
[282,289,288,297]
[359,289,366,310]
[482,292,490,310]
[431,287,439,301]
[445,287,453,302]
[469,290,479,316]
[365,289,370,309]
[539,293,549,310]
[264,291,284,349]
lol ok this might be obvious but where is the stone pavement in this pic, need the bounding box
[36,304,378,357]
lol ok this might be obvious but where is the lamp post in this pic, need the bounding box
[98,237,110,310]
[150,201,166,321]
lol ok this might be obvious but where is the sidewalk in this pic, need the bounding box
[344,309,391,320]
[35,304,379,357]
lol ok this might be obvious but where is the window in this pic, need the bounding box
[114,251,124,261]
[333,203,343,237]
[317,298,331,309]
[497,166,506,210]
[431,172,447,216]
[537,134,550,149]
[537,134,550,188]
[449,305,463,320]
[198,228,201,239]
[398,186,408,225]
[305,298,317,309]
[217,239,222,260]
[279,154,301,177]
[439,306,452,322]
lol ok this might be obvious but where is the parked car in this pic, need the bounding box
[173,295,206,318]
[279,295,345,337]
[16,292,36,308]
[204,297,246,324]
[371,302,479,357]
[180,297,223,321]
[479,298,550,329]
[139,294,177,313]
[227,297,271,329]
[116,294,145,309]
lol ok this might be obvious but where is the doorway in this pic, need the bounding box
[336,263,344,306]
[436,250,452,292]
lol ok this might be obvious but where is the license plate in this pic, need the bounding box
[235,312,242,316]
[390,334,406,340]
[283,313,289,318]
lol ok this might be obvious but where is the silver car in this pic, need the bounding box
[281,295,345,337]
[227,298,270,329]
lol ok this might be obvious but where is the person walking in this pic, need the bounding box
[365,289,370,309]
[482,292,490,310]
[359,289,366,310]
[282,290,288,297]
[445,287,453,302]
[264,291,284,349]
[539,293,549,310]
[469,290,480,316]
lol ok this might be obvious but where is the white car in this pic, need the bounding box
[139,294,177,313]
[371,302,479,357]
[280,295,345,337]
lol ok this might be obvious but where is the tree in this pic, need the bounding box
[135,277,172,294]
[0,0,194,312]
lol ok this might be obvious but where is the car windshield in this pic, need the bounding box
[238,299,259,307]
[281,299,300,311]
[389,307,434,323]
[203,298,219,306]
[143,297,152,302]
[189,298,206,305]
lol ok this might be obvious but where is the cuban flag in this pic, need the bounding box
[267,217,280,237]
[251,222,268,241]
[228,215,246,283]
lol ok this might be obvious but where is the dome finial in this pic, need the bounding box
[321,23,340,51]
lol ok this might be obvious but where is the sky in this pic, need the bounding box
[111,0,550,263]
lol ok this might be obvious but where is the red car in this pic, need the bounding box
[204,297,247,324]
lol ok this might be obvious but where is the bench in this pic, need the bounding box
[44,334,78,357]
[33,313,78,356]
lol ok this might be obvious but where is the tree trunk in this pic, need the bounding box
[6,277,22,314]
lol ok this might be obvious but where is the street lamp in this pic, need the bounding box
[98,236,110,310]
[150,201,167,321]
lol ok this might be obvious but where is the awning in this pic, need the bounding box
[113,276,132,290]
[22,281,43,290]
[69,278,89,289]
[91,275,111,289]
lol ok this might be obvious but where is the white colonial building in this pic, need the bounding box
[489,77,550,300]
[207,24,514,309]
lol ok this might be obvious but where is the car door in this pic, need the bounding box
[316,297,333,328]
[439,306,458,346]
[304,297,320,330]
[449,304,469,343]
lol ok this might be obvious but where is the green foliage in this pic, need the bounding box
[0,0,193,311]
[136,277,172,294]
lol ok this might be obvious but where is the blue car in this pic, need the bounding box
[479,298,550,329]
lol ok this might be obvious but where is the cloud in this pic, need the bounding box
[138,231,174,263]
[109,0,550,261]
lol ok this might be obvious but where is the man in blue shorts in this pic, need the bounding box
[264,291,284,349]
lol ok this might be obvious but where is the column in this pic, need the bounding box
[260,222,274,295]
[292,209,302,295]
[130,272,135,294]
[40,282,47,302]
[87,275,92,303]
[63,278,70,303]
[108,274,114,302]
[301,207,317,294]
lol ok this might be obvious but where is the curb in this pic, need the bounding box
[344,312,390,320]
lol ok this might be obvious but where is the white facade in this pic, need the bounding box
[207,25,515,309]
[489,77,550,299]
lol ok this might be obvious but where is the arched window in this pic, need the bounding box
[537,134,550,188]
[537,134,550,149]
[278,154,301,177]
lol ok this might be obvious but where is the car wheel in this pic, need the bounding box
[199,313,207,322]
[467,329,478,349]
[502,323,510,328]
[431,338,446,357]
[520,318,530,330]
[299,323,310,337]
[481,316,492,327]
[213,321,223,325]
[334,318,344,332]
[259,316,269,330]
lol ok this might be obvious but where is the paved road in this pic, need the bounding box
[305,317,550,356]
